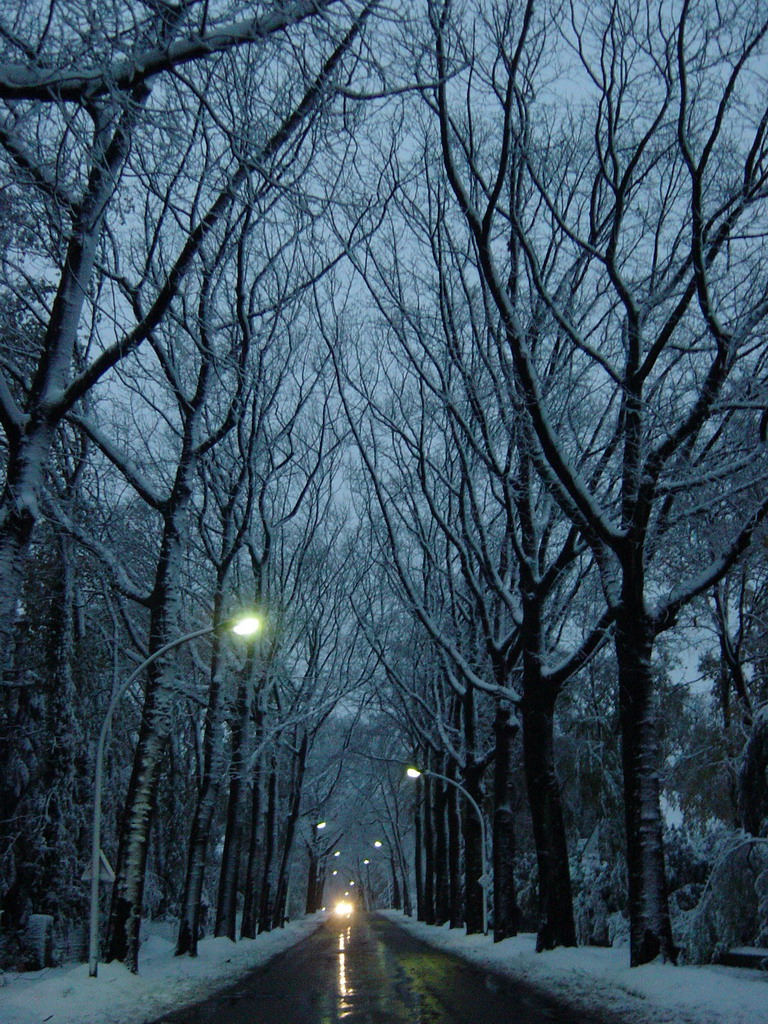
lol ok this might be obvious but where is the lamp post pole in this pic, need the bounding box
[407,767,490,936]
[88,616,261,977]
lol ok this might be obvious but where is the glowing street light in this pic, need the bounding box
[230,614,262,636]
[87,612,262,977]
[407,766,490,936]
[316,821,327,829]
[334,850,341,857]
[373,840,383,848]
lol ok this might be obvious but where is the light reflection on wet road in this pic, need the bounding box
[151,913,611,1023]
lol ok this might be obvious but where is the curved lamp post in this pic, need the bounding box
[407,766,490,936]
[88,613,262,977]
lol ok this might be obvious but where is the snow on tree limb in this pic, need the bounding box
[0,1,345,102]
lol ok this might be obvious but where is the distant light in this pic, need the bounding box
[349,881,355,886]
[373,840,382,848]
[363,859,370,865]
[334,850,341,857]
[316,821,327,829]
[345,890,350,896]
[335,901,354,917]
[332,870,338,876]
[406,767,422,778]
[231,615,261,636]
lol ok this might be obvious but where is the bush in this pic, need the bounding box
[677,829,768,963]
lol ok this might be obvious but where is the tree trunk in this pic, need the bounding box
[240,709,264,939]
[106,555,189,970]
[106,694,168,971]
[271,731,308,929]
[516,581,576,952]
[738,707,768,836]
[315,862,326,912]
[414,784,425,921]
[521,674,575,950]
[390,854,402,911]
[615,613,677,966]
[393,833,412,917]
[447,779,463,928]
[257,760,278,934]
[106,630,185,968]
[462,761,485,935]
[214,766,245,939]
[0,107,130,662]
[176,631,227,955]
[215,666,253,939]
[433,777,450,925]
[107,445,197,970]
[0,440,42,667]
[493,702,519,942]
[175,789,215,955]
[462,682,485,935]
[400,857,413,917]
[306,850,320,914]
[37,534,81,925]
[422,768,436,925]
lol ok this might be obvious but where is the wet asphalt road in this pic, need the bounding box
[150,913,602,1024]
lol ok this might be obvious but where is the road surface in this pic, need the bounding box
[151,913,607,1023]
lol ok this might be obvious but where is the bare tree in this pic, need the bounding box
[0,0,381,970]
[326,127,610,942]
[0,0,377,663]
[428,0,768,964]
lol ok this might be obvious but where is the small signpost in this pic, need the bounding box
[81,849,115,883]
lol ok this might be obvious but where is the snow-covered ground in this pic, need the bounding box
[380,910,768,1024]
[0,916,323,1024]
[1,912,766,1024]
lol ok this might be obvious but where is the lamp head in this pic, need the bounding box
[230,614,262,637]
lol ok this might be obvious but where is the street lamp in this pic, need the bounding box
[231,615,262,636]
[87,612,262,977]
[406,766,490,936]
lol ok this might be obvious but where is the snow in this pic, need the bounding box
[380,911,768,1024]
[2,912,766,1024]
[0,916,323,1024]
